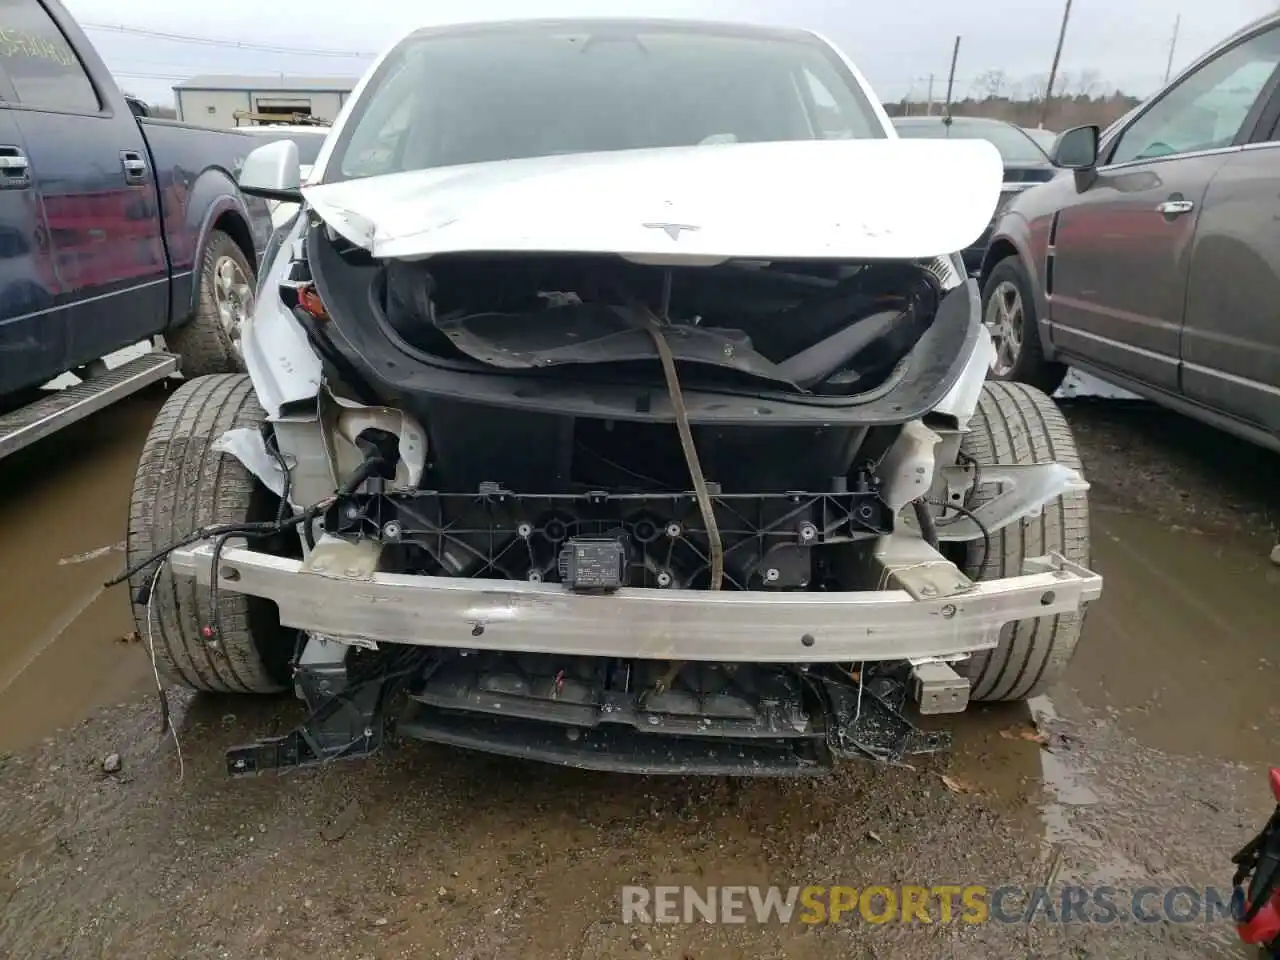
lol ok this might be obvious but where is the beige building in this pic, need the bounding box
[173,75,358,128]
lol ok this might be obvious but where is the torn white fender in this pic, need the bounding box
[241,226,324,421]
[933,319,996,431]
[933,463,1090,541]
[221,215,428,502]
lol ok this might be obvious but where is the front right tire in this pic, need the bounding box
[127,374,292,693]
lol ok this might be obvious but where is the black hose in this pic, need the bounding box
[264,427,292,526]
[206,531,236,647]
[912,499,938,549]
[106,516,306,588]
[927,499,992,576]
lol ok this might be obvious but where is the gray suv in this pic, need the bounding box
[980,11,1280,453]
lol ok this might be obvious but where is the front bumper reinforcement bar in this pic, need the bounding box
[169,543,1101,663]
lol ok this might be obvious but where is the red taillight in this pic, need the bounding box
[1269,768,1280,802]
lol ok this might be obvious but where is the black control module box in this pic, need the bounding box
[558,538,627,592]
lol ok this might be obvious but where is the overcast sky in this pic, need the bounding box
[62,0,1280,107]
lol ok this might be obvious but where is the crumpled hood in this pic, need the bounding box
[302,138,1003,264]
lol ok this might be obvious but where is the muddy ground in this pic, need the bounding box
[1,384,1278,960]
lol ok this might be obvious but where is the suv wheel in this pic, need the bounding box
[981,257,1067,395]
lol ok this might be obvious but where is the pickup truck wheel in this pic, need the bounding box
[169,230,255,378]
[127,374,293,694]
[981,257,1067,395]
[955,380,1090,702]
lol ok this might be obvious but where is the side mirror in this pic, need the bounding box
[238,140,302,203]
[125,96,150,118]
[1052,124,1100,170]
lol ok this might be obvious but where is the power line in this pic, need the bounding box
[83,22,378,58]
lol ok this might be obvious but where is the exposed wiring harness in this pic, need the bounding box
[106,432,399,647]
[927,498,992,575]
[107,428,398,594]
[106,509,322,592]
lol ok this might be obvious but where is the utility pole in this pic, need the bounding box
[943,36,961,121]
[1041,0,1073,128]
[1163,14,1181,83]
[925,74,935,115]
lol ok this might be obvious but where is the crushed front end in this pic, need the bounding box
[170,170,1102,777]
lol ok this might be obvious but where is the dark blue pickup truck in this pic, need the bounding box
[0,0,275,457]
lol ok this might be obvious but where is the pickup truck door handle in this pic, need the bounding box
[0,146,31,189]
[120,150,148,185]
[1156,199,1195,216]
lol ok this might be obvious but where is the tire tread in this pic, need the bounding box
[961,380,1090,701]
[126,374,284,694]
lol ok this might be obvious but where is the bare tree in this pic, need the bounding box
[1024,73,1051,102]
[979,69,1009,99]
[1074,69,1103,98]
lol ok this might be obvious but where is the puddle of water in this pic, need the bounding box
[1068,505,1280,764]
[0,392,163,752]
[1028,696,1099,839]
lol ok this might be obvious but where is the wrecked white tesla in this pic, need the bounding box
[122,18,1101,777]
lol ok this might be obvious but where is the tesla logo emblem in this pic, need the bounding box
[643,222,701,241]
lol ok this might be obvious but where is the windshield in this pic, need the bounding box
[893,118,1049,164]
[326,21,884,182]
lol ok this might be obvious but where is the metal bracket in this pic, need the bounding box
[940,457,976,506]
[911,660,971,715]
[301,536,381,579]
[870,533,975,600]
[933,462,1089,541]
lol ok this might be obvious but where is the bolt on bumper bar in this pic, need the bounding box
[168,540,1101,663]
